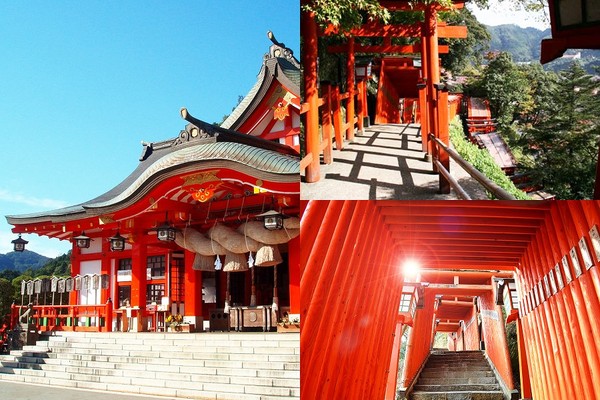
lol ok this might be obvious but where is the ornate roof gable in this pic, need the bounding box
[265,31,300,69]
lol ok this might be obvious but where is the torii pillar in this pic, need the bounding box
[302,8,320,183]
[423,5,450,193]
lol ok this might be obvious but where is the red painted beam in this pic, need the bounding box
[327,43,449,54]
[322,22,467,39]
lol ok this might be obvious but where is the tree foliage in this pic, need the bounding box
[465,52,600,199]
[471,53,531,136]
[449,116,530,199]
[0,278,12,324]
[441,7,491,74]
[519,62,600,199]
[0,252,71,309]
[302,0,391,31]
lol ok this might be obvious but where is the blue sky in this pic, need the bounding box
[0,1,299,257]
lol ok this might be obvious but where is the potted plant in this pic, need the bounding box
[165,313,183,332]
[277,313,300,333]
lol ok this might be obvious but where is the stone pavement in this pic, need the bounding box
[301,123,488,200]
[0,380,176,400]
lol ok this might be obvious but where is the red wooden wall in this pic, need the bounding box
[301,200,403,400]
[375,59,401,125]
[517,201,600,400]
[400,292,436,387]
[479,290,514,389]
[462,307,479,351]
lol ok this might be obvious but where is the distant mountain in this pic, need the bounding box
[0,250,51,272]
[487,24,550,62]
[486,24,600,73]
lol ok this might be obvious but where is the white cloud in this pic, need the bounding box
[0,189,69,210]
[469,1,550,31]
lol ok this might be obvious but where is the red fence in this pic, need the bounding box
[300,80,368,181]
[10,301,113,333]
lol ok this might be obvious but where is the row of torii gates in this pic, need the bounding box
[301,0,468,194]
[301,200,600,400]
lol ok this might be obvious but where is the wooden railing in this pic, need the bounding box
[301,80,368,181]
[429,133,517,200]
[10,301,113,333]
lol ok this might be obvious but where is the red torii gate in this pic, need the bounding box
[301,200,600,400]
[301,0,467,195]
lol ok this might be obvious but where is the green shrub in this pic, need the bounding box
[449,116,530,200]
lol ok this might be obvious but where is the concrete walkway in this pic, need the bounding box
[0,380,176,400]
[301,124,487,200]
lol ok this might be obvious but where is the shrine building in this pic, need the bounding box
[5,36,301,334]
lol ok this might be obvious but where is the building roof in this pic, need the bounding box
[220,32,300,131]
[6,110,299,226]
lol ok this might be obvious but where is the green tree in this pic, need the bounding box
[302,0,391,31]
[34,252,71,277]
[477,52,531,137]
[12,274,32,305]
[0,278,13,323]
[518,63,559,127]
[441,7,491,74]
[520,62,600,199]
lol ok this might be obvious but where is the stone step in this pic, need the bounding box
[411,391,504,400]
[410,351,503,400]
[42,350,299,363]
[0,332,300,399]
[420,368,494,376]
[423,366,493,373]
[413,384,501,392]
[416,377,498,386]
[0,370,300,400]
[426,362,490,367]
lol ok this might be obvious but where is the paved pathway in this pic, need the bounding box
[0,380,176,400]
[301,123,487,200]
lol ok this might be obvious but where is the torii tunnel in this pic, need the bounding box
[301,201,600,400]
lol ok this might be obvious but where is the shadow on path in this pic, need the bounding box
[302,124,471,200]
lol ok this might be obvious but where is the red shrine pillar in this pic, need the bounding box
[437,86,450,193]
[417,80,428,154]
[130,239,147,309]
[594,147,600,199]
[424,6,440,159]
[288,235,300,314]
[385,316,405,400]
[183,249,203,328]
[100,238,111,304]
[69,244,80,305]
[346,37,356,141]
[517,318,533,399]
[302,8,321,183]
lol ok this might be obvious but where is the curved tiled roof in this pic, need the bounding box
[6,114,299,225]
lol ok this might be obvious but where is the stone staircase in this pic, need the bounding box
[0,331,299,400]
[409,351,505,400]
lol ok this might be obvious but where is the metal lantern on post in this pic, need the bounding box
[257,210,285,231]
[156,213,177,241]
[11,234,28,252]
[109,231,126,251]
[74,232,91,249]
[355,59,372,81]
[541,0,600,63]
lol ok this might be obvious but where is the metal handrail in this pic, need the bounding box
[428,133,516,200]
